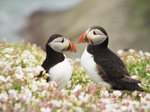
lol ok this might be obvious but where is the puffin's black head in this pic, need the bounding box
[46,34,76,53]
[78,26,108,47]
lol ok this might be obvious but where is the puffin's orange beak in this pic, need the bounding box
[67,40,77,52]
[78,32,86,43]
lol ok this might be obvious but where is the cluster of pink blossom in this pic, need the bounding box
[0,42,150,111]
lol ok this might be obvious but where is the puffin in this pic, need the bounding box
[78,26,145,91]
[37,34,76,89]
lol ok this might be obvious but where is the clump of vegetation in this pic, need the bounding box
[0,42,150,112]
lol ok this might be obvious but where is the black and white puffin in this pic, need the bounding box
[78,26,145,91]
[37,34,76,89]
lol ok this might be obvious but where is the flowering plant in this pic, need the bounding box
[0,41,150,112]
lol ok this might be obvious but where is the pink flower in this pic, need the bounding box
[132,91,138,97]
[89,84,97,95]
[19,95,27,104]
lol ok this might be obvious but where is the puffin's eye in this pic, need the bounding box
[93,30,96,35]
[61,38,64,43]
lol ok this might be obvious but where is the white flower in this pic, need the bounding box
[26,73,34,78]
[31,83,38,92]
[15,66,23,75]
[126,56,135,62]
[91,104,97,111]
[76,58,81,62]
[61,89,67,96]
[120,106,127,111]
[49,81,58,90]
[101,98,111,104]
[113,90,122,97]
[79,92,90,103]
[5,82,12,89]
[50,100,62,108]
[101,90,109,97]
[15,73,24,79]
[129,49,135,54]
[63,100,72,107]
[16,58,21,65]
[24,88,32,98]
[5,54,11,58]
[132,75,137,79]
[3,48,14,54]
[72,84,82,93]
[139,50,144,57]
[8,89,17,95]
[14,103,21,111]
[33,66,44,76]
[21,50,31,59]
[0,61,7,68]
[121,99,129,105]
[74,107,83,112]
[131,100,140,108]
[40,81,49,90]
[41,90,47,97]
[40,107,51,112]
[24,67,33,72]
[8,89,18,100]
[36,66,44,72]
[18,94,27,103]
[141,94,150,109]
[0,75,7,82]
[23,58,29,63]
[105,104,118,111]
[0,92,8,102]
[117,50,124,55]
[145,52,150,57]
[69,94,78,101]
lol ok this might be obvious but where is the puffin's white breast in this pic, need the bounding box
[49,58,72,89]
[81,47,111,89]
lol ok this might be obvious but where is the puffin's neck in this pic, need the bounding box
[87,38,109,54]
[99,37,108,48]
[42,44,65,69]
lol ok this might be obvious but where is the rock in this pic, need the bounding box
[18,0,150,58]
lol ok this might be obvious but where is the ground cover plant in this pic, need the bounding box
[0,41,150,112]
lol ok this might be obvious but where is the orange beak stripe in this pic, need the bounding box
[68,40,77,52]
[78,32,86,43]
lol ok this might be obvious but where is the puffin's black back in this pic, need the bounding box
[87,45,145,91]
[87,45,130,79]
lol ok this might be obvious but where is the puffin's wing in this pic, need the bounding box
[95,57,141,84]
[117,75,141,83]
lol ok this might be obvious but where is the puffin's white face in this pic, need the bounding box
[48,36,76,53]
[78,28,108,45]
[88,29,107,45]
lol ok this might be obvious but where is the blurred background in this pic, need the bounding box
[0,0,150,58]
